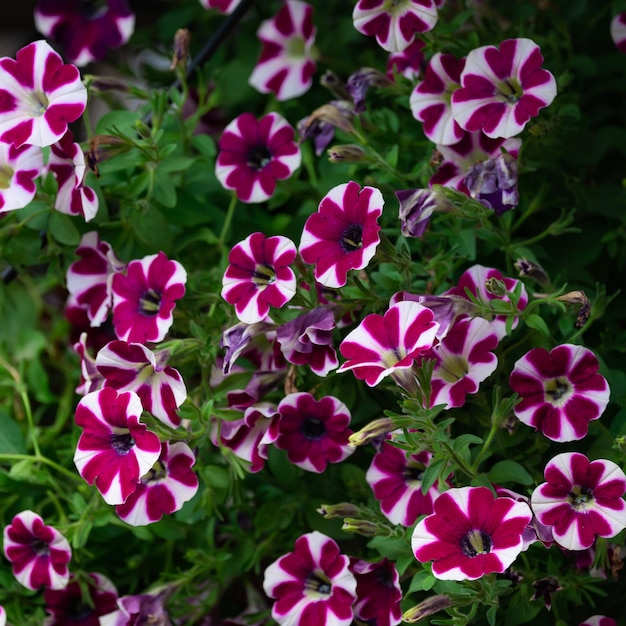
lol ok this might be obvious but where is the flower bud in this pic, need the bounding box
[341,518,378,536]
[348,418,395,447]
[171,28,191,71]
[396,187,451,238]
[403,595,452,623]
[514,257,550,287]
[317,503,360,519]
[327,144,368,163]
[484,277,508,297]
[556,290,591,328]
[86,134,129,176]
[320,70,351,100]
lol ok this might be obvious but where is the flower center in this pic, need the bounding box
[568,485,593,510]
[340,223,363,253]
[304,569,332,598]
[437,354,469,383]
[251,263,276,286]
[381,347,403,368]
[460,529,492,557]
[246,145,272,170]
[142,459,168,484]
[286,35,306,58]
[31,538,50,557]
[0,164,14,189]
[403,461,426,484]
[301,416,326,440]
[27,90,49,116]
[384,0,411,14]
[544,376,571,405]
[496,78,523,104]
[111,432,135,455]
[139,289,162,316]
[68,602,94,620]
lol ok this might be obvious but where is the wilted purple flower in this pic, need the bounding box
[100,591,171,626]
[298,101,355,156]
[346,67,392,113]
[463,152,519,215]
[396,187,450,238]
[221,321,275,375]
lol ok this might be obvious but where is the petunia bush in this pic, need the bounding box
[1,1,626,625]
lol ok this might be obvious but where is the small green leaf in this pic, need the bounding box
[0,409,26,454]
[488,460,533,485]
[525,313,551,337]
[191,134,217,158]
[49,212,80,245]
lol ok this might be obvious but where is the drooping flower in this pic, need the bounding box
[531,452,626,551]
[74,388,162,505]
[0,40,87,147]
[411,486,532,580]
[221,232,297,324]
[111,251,187,343]
[115,441,199,526]
[338,301,439,387]
[100,592,171,626]
[216,112,301,203]
[3,510,72,591]
[0,142,43,213]
[451,38,557,139]
[352,0,438,52]
[410,52,465,145]
[269,392,354,473]
[263,531,357,626]
[34,0,135,66]
[350,558,403,626]
[396,187,450,238]
[509,344,610,442]
[387,38,425,81]
[298,100,355,157]
[48,129,98,221]
[199,0,242,13]
[299,181,384,288]
[345,67,392,113]
[463,151,519,214]
[44,572,119,626]
[611,14,626,53]
[249,0,317,101]
[579,617,618,626]
[366,441,442,526]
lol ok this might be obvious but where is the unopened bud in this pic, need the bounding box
[403,595,452,623]
[341,518,378,536]
[317,503,360,519]
[327,144,368,163]
[556,290,591,328]
[300,103,356,137]
[86,134,128,176]
[514,257,550,287]
[171,28,191,71]
[484,277,507,297]
[348,418,395,447]
[134,119,153,139]
[88,76,131,92]
[320,70,351,100]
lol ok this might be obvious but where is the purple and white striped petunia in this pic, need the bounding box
[299,181,384,288]
[387,38,425,81]
[410,52,465,145]
[221,232,297,324]
[111,251,187,343]
[48,129,98,221]
[366,441,442,526]
[74,388,162,505]
[73,332,105,395]
[199,0,242,13]
[611,14,626,54]
[451,38,557,139]
[115,441,199,526]
[96,340,187,429]
[216,112,301,203]
[249,0,316,101]
[269,392,354,473]
[34,0,135,66]
[338,301,439,387]
[350,558,402,626]
[352,0,438,52]
[396,187,450,238]
[531,453,626,551]
[3,510,72,591]
[509,344,610,442]
[0,40,87,147]
[0,142,43,213]
[580,617,617,626]
[412,486,532,580]
[263,531,357,626]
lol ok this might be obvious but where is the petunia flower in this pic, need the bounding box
[249,0,316,101]
[411,486,532,580]
[73,332,105,395]
[298,100,355,157]
[199,0,242,13]
[221,232,297,324]
[463,151,519,214]
[263,531,357,626]
[48,129,98,221]
[3,510,72,591]
[350,558,402,626]
[111,251,187,343]
[34,0,135,66]
[0,607,4,626]
[115,441,199,526]
[0,142,43,213]
[100,592,171,626]
[44,572,119,625]
[216,112,301,203]
[74,388,162,505]
[580,617,618,626]
[387,38,425,81]
[299,181,384,288]
[451,38,557,139]
[396,186,451,238]
[410,52,465,145]
[352,0,438,52]
[611,14,626,53]
[269,392,354,473]
[509,344,610,442]
[0,40,87,147]
[95,340,186,429]
[531,452,626,551]
[338,301,439,387]
[346,67,392,113]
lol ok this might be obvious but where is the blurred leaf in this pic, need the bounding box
[0,409,26,454]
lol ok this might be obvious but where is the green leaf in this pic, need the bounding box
[525,313,551,337]
[421,458,445,495]
[0,409,26,454]
[192,134,217,158]
[49,212,80,245]
[488,460,533,486]
[153,170,177,208]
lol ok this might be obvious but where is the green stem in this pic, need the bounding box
[472,423,498,473]
[0,453,81,483]
[440,442,476,479]
[219,192,238,246]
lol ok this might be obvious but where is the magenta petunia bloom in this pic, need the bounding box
[412,486,532,580]
[580,617,617,626]
[366,442,441,526]
[531,453,626,551]
[509,344,610,442]
[270,392,354,473]
[451,38,557,139]
[111,251,187,343]
[338,301,439,387]
[249,0,316,101]
[66,232,126,328]
[299,181,384,288]
[34,0,135,66]
[350,558,402,626]
[0,142,43,213]
[199,0,242,13]
[115,441,199,526]
[352,0,438,52]
[44,572,119,625]
[0,40,87,148]
[410,52,465,145]
[74,388,162,505]
[221,232,297,324]
[387,38,425,81]
[96,340,187,429]
[216,112,301,203]
[611,14,626,53]
[263,531,357,626]
[48,129,98,221]
[3,510,72,591]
